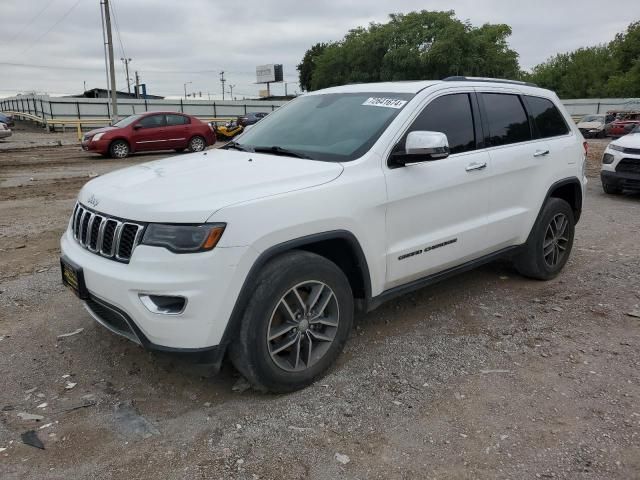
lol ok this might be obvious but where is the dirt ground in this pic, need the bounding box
[0,129,639,480]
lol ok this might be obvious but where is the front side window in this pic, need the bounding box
[166,114,190,126]
[395,93,476,155]
[525,96,569,138]
[481,93,531,146]
[233,92,415,162]
[138,114,166,128]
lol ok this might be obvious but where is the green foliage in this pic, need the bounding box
[298,11,520,91]
[527,21,640,98]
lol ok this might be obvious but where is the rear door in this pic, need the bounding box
[478,90,571,248]
[165,114,191,149]
[383,90,492,288]
[131,114,168,151]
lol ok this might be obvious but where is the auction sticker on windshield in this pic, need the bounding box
[362,97,408,109]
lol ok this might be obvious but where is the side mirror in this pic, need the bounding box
[133,124,142,130]
[405,131,449,159]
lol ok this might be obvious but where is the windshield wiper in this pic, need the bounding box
[252,145,312,159]
[223,141,254,152]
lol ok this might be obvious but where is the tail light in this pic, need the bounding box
[583,141,588,157]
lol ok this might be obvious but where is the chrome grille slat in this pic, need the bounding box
[70,202,144,263]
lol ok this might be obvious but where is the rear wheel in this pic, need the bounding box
[229,250,354,393]
[603,183,622,195]
[514,198,575,280]
[109,140,129,159]
[188,135,206,152]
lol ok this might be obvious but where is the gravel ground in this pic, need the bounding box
[0,135,639,479]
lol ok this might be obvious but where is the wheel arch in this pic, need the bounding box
[219,230,372,353]
[547,177,583,223]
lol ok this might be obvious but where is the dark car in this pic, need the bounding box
[0,112,15,128]
[81,111,216,159]
[237,112,268,127]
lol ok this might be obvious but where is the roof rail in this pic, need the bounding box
[442,76,538,88]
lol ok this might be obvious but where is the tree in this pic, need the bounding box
[298,11,520,91]
[297,43,327,92]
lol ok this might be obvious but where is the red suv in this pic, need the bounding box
[81,112,216,158]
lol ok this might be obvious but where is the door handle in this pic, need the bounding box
[533,149,550,157]
[466,162,487,172]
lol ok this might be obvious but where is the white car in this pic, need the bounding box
[0,122,11,140]
[600,125,640,194]
[60,77,587,392]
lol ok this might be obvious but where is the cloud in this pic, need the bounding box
[0,0,635,98]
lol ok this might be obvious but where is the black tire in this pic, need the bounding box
[188,135,206,152]
[603,183,622,195]
[514,198,575,280]
[109,139,129,159]
[229,250,354,393]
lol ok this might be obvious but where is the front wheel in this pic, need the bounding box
[514,198,575,280]
[188,135,206,152]
[229,251,354,393]
[109,140,130,159]
[603,183,622,195]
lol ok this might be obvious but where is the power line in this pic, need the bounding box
[109,0,127,59]
[5,0,57,47]
[11,0,83,59]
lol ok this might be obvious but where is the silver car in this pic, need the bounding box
[0,122,12,140]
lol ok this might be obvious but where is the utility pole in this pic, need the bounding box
[220,71,226,101]
[134,71,140,98]
[103,0,118,122]
[121,57,132,94]
[99,1,110,96]
[228,84,235,100]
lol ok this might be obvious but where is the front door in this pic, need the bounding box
[383,92,491,289]
[131,113,168,151]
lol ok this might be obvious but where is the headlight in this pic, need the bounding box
[141,223,225,253]
[609,144,624,152]
[93,132,105,141]
[602,153,615,164]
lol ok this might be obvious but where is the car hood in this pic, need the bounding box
[85,126,117,137]
[577,121,604,129]
[609,133,640,149]
[77,149,344,222]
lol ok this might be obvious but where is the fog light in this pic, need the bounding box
[139,294,187,315]
[602,153,614,164]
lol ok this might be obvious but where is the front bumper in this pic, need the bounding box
[0,131,12,139]
[81,138,110,153]
[60,227,256,350]
[601,170,640,191]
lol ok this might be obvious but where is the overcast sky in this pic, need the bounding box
[0,0,636,99]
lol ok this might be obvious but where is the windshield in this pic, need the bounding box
[581,115,604,123]
[113,114,142,128]
[233,92,415,162]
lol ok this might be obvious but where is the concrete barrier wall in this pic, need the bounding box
[0,94,289,120]
[3,94,640,122]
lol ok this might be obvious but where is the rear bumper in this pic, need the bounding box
[601,170,640,190]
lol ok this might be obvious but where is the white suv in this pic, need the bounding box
[60,77,587,392]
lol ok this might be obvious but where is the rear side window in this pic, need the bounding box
[400,93,476,155]
[166,114,190,126]
[524,96,569,138]
[481,93,531,146]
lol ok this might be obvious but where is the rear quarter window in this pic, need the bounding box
[524,96,569,138]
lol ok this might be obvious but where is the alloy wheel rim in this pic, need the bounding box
[267,280,339,372]
[543,213,569,267]
[191,137,205,151]
[114,143,128,158]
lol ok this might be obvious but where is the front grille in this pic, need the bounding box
[623,147,640,155]
[71,203,144,262]
[616,158,640,175]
